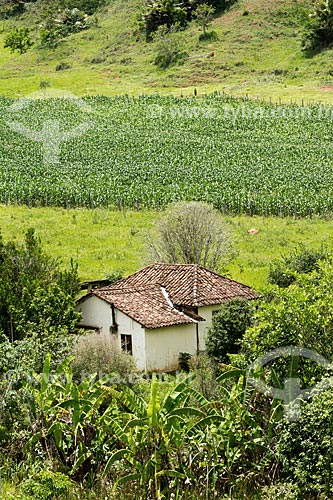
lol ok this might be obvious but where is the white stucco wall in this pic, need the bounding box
[77,296,146,371]
[115,309,146,371]
[198,304,221,350]
[145,323,197,372]
[77,295,113,337]
[77,296,223,372]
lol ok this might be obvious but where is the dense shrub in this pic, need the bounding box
[302,0,333,51]
[206,298,255,363]
[72,334,136,380]
[153,24,187,68]
[267,244,330,287]
[4,27,33,54]
[278,379,333,498]
[21,471,75,500]
[233,263,333,398]
[261,481,299,500]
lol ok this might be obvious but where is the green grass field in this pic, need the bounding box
[1,204,332,290]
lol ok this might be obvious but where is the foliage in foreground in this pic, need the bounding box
[0,228,79,346]
[0,354,278,499]
[206,298,255,363]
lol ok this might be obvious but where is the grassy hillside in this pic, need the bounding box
[1,0,333,102]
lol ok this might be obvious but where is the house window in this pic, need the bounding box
[121,334,133,355]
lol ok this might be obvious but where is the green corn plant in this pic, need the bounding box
[1,94,333,215]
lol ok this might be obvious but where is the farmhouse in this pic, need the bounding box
[77,263,259,372]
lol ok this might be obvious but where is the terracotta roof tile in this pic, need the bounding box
[93,284,200,329]
[105,263,259,307]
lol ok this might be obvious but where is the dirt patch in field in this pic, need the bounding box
[321,86,333,92]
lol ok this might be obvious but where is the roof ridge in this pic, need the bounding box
[99,283,162,293]
[198,266,257,290]
[193,264,199,307]
[160,286,199,323]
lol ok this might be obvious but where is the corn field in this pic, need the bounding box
[1,93,333,215]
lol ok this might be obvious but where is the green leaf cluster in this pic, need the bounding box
[0,228,80,344]
[206,298,255,363]
[4,27,33,54]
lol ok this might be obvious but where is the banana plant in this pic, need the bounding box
[103,374,210,498]
[22,354,115,479]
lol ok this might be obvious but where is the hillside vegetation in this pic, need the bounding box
[1,0,333,101]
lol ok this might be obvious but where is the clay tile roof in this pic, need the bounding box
[93,284,200,329]
[105,263,259,307]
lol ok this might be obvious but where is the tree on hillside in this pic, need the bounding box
[303,0,333,50]
[194,3,215,36]
[0,0,25,19]
[0,228,80,344]
[142,0,189,39]
[146,201,232,271]
[4,27,33,54]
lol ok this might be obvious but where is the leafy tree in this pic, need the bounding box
[267,244,330,287]
[147,201,232,271]
[141,0,234,38]
[0,228,80,343]
[4,27,33,54]
[153,24,187,68]
[57,8,90,36]
[194,2,215,36]
[233,263,333,389]
[206,299,255,363]
[303,0,333,50]
[142,0,190,39]
[0,0,25,19]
